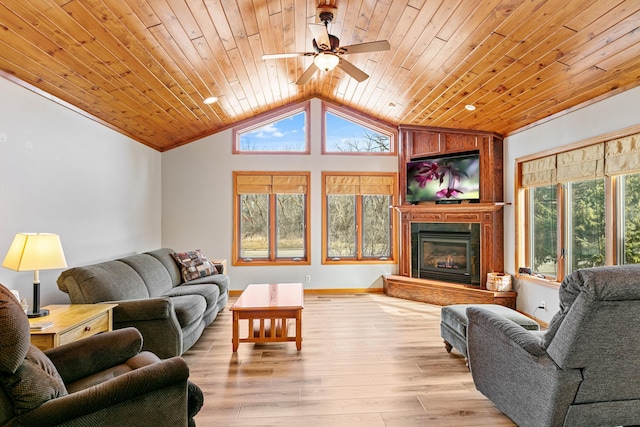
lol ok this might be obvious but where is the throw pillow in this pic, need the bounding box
[0,345,68,414]
[172,250,218,282]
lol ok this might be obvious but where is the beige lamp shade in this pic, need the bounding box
[2,233,67,271]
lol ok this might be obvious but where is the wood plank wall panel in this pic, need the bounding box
[0,0,638,151]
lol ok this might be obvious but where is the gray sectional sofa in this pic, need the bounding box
[56,248,229,358]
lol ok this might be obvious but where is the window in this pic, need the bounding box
[233,172,310,265]
[528,185,558,277]
[518,129,640,282]
[322,104,396,154]
[565,179,606,272]
[233,103,309,153]
[322,172,397,263]
[619,173,640,264]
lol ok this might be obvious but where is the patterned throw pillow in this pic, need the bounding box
[171,250,218,282]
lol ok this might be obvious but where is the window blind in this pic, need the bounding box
[236,173,308,194]
[325,174,395,195]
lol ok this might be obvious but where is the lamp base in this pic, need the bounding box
[27,309,50,318]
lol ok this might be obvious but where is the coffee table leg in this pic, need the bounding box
[296,309,302,351]
[232,311,239,352]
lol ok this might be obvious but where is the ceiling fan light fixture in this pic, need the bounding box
[314,53,340,71]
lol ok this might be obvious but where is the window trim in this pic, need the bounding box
[232,171,311,266]
[321,171,398,265]
[232,102,311,154]
[321,102,397,155]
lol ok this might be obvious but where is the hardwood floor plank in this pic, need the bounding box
[182,293,515,426]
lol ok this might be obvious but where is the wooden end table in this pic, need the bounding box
[230,283,304,352]
[29,304,117,351]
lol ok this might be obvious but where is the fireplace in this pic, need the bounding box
[418,231,472,284]
[410,222,481,286]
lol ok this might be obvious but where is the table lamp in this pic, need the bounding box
[2,233,67,318]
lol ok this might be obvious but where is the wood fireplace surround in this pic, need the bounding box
[383,125,517,309]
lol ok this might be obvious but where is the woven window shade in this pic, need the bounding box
[360,176,395,195]
[236,174,308,194]
[236,175,272,194]
[273,175,308,193]
[325,175,395,195]
[325,175,360,194]
[556,143,604,182]
[521,155,557,187]
[605,133,640,175]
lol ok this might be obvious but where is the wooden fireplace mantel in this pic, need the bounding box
[386,125,515,308]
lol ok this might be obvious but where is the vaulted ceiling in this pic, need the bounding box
[1,0,639,151]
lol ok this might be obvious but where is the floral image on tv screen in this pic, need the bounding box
[406,154,480,203]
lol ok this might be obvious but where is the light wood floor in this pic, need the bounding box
[182,293,515,426]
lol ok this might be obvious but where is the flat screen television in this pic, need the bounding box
[406,153,480,203]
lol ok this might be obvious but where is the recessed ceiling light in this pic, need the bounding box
[465,104,476,111]
[203,96,218,105]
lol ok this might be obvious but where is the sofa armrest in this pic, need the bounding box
[467,307,547,357]
[110,298,183,359]
[45,327,143,384]
[111,297,173,322]
[14,357,189,426]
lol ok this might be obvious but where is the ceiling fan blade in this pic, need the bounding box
[262,52,313,60]
[308,23,330,50]
[296,63,318,85]
[339,40,390,55]
[336,58,369,82]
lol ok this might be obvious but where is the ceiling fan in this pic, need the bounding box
[262,8,390,85]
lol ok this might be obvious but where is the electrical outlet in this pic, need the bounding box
[539,300,546,310]
[305,275,311,283]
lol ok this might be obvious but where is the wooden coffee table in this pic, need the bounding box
[230,283,304,352]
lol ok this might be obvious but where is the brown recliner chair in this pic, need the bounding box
[0,284,203,426]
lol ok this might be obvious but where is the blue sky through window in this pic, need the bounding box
[325,112,390,152]
[238,111,306,152]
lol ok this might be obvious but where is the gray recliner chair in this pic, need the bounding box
[0,284,203,426]
[466,264,640,427]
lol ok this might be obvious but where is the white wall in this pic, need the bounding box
[0,77,161,306]
[505,85,640,322]
[162,98,398,290]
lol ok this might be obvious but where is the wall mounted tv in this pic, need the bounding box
[406,152,481,203]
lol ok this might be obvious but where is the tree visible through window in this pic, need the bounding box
[323,106,395,154]
[234,172,310,265]
[529,185,558,277]
[621,173,640,264]
[323,173,396,263]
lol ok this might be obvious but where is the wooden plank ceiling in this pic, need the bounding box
[0,0,639,151]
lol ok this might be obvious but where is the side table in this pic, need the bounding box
[29,304,117,351]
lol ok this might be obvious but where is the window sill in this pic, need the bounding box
[515,274,561,290]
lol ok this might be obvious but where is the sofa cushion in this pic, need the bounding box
[184,274,230,295]
[171,250,218,282]
[1,345,68,414]
[119,254,174,297]
[164,284,220,309]
[170,295,207,328]
[146,248,183,286]
[57,262,149,303]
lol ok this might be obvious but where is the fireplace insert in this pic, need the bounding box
[418,231,472,284]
